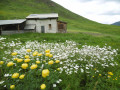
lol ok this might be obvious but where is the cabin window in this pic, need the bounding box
[49,24,52,30]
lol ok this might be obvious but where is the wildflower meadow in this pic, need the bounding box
[0,33,120,90]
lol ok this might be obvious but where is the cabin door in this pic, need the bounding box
[41,26,45,33]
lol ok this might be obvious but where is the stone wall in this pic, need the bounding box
[26,19,58,33]
[1,30,35,35]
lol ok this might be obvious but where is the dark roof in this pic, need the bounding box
[57,20,67,24]
[0,19,26,25]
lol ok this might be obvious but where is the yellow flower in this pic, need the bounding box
[0,61,4,65]
[99,74,102,76]
[17,59,23,63]
[11,52,17,56]
[108,75,111,78]
[48,60,54,65]
[12,73,19,78]
[19,74,25,79]
[92,76,94,78]
[45,53,50,56]
[21,63,28,69]
[38,53,42,56]
[57,68,60,71]
[49,54,53,58]
[45,49,50,53]
[33,51,38,56]
[94,68,96,71]
[108,72,113,75]
[7,62,14,67]
[10,85,15,89]
[24,59,30,63]
[27,49,31,52]
[30,64,38,69]
[36,60,40,64]
[40,84,46,90]
[42,69,50,78]
[55,60,60,63]
[25,55,29,59]
[14,58,18,61]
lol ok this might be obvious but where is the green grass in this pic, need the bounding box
[2,32,120,53]
[0,32,120,90]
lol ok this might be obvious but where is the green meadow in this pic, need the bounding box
[0,32,120,90]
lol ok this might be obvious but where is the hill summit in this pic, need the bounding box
[112,21,120,26]
[0,0,120,35]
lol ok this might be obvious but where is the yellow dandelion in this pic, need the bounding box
[10,85,15,89]
[24,59,30,63]
[49,54,53,58]
[11,52,17,56]
[38,53,42,56]
[0,61,4,65]
[108,72,113,75]
[108,75,111,78]
[7,62,14,67]
[33,51,38,56]
[12,73,19,78]
[13,58,18,61]
[19,74,25,79]
[99,74,102,76]
[25,55,29,59]
[30,64,38,69]
[55,60,60,63]
[48,60,54,65]
[36,60,40,64]
[45,53,50,56]
[45,49,50,53]
[17,59,23,63]
[42,69,50,78]
[40,84,46,90]
[27,49,31,52]
[21,63,28,69]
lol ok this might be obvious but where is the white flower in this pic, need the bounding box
[4,74,12,77]
[0,81,4,84]
[53,84,56,87]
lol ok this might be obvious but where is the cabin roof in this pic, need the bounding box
[26,13,58,19]
[0,19,26,25]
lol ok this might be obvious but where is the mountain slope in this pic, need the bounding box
[0,0,120,36]
[112,21,120,26]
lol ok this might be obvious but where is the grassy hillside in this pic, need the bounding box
[0,0,120,36]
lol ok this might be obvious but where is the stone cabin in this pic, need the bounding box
[0,13,67,35]
[25,13,67,33]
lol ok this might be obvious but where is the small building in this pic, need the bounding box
[0,13,67,35]
[25,13,67,33]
